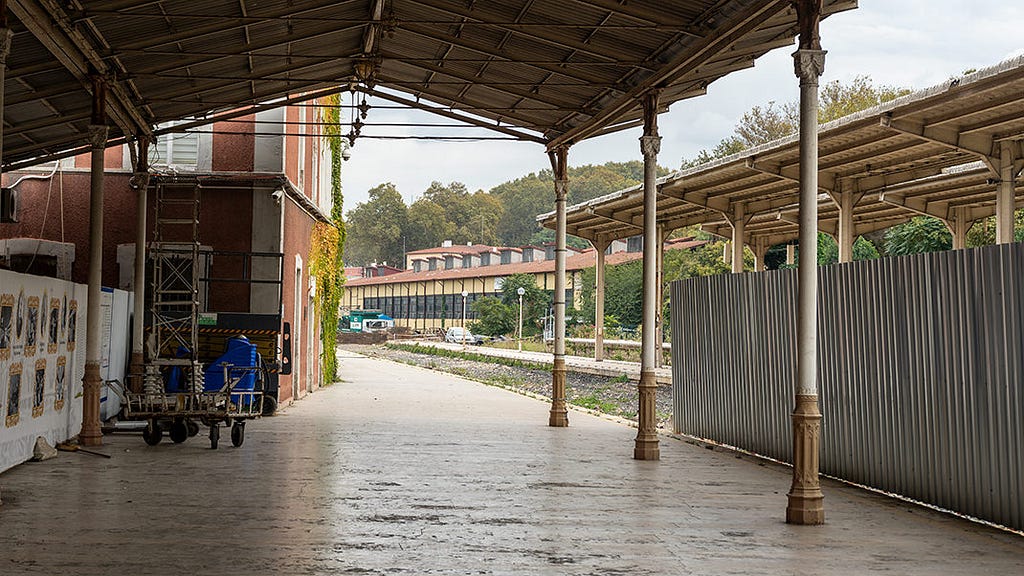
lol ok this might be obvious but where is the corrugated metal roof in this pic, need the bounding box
[3,0,855,169]
[541,56,1024,246]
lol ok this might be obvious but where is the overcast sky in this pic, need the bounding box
[339,1,1024,211]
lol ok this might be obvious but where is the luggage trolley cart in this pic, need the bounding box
[127,335,266,448]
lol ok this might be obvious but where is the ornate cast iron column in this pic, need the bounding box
[81,79,108,447]
[787,0,826,524]
[548,146,570,427]
[635,90,661,460]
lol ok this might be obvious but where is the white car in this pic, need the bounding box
[445,327,484,345]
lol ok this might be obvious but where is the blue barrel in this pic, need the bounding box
[204,336,259,406]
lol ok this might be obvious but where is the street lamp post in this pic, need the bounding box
[517,287,526,352]
[461,290,469,349]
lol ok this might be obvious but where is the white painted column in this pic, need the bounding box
[997,141,1016,244]
[950,207,970,250]
[594,239,607,362]
[837,190,854,263]
[731,202,746,273]
[787,0,826,525]
[635,90,661,461]
[753,238,769,272]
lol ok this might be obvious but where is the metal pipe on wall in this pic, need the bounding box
[130,138,150,393]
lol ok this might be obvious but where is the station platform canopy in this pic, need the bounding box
[3,0,854,170]
[538,56,1024,247]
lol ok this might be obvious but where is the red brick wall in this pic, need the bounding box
[278,198,318,402]
[0,170,137,286]
[212,114,255,172]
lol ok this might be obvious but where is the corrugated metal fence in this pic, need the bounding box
[671,243,1023,531]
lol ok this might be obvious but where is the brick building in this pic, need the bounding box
[0,103,335,408]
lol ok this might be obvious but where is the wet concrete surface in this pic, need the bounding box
[0,349,1022,575]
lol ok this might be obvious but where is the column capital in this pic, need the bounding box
[554,178,569,201]
[88,124,109,149]
[0,28,13,64]
[793,49,827,83]
[639,135,662,158]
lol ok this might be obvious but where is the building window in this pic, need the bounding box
[445,255,454,270]
[413,261,422,273]
[545,246,555,260]
[154,124,198,167]
[500,250,511,265]
[522,249,533,263]
[480,253,491,266]
[463,255,472,268]
[428,259,437,271]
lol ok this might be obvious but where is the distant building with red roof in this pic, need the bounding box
[343,237,706,332]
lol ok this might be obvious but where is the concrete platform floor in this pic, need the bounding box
[0,350,1022,575]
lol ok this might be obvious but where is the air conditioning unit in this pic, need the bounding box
[0,187,17,223]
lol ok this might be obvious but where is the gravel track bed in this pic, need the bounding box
[339,343,673,429]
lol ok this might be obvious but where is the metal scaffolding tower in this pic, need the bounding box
[145,182,202,393]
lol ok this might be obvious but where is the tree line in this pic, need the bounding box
[342,161,669,267]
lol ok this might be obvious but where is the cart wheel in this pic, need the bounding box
[169,419,189,444]
[230,421,245,448]
[209,424,220,450]
[186,419,199,437]
[261,395,278,416]
[143,421,163,446]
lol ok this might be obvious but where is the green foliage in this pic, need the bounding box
[498,273,550,336]
[818,233,839,265]
[313,92,346,384]
[578,259,643,330]
[682,76,910,168]
[853,236,881,260]
[884,216,952,255]
[819,76,911,123]
[469,296,515,336]
[408,181,503,246]
[343,182,408,266]
[490,160,665,246]
[965,211,1024,247]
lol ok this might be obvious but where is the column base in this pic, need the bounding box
[633,370,659,460]
[786,394,824,524]
[786,490,825,525]
[633,440,660,461]
[549,359,569,427]
[79,362,103,447]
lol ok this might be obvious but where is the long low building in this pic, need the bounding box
[343,238,703,332]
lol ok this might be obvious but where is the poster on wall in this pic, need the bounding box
[6,362,21,428]
[0,269,89,474]
[0,294,11,360]
[32,358,46,418]
[54,356,66,412]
